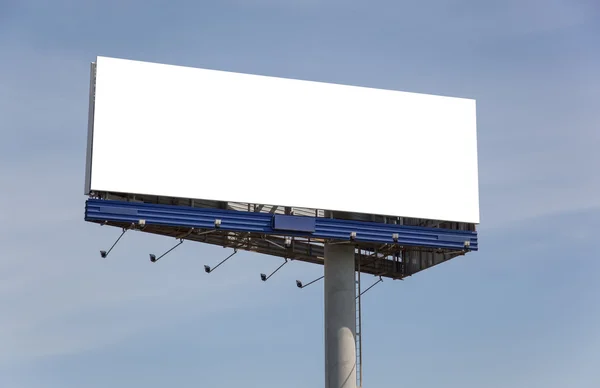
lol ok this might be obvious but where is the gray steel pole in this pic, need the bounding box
[324,243,356,388]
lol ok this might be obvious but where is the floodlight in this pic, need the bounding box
[100,250,107,258]
[296,280,303,288]
[260,273,267,281]
[149,254,157,263]
[204,265,211,273]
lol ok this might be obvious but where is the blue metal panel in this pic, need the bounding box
[85,199,478,251]
[273,214,316,233]
[98,206,139,216]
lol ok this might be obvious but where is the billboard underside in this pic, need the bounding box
[86,56,480,224]
[84,198,478,279]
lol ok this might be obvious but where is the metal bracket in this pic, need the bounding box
[260,258,289,281]
[149,228,206,263]
[99,225,132,258]
[150,239,184,263]
[296,275,324,289]
[204,249,238,273]
[357,276,383,299]
[464,240,471,251]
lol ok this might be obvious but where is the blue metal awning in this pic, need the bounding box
[85,199,478,251]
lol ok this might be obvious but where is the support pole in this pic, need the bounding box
[324,244,356,388]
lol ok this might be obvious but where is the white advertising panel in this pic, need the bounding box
[86,56,479,223]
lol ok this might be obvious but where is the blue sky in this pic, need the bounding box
[1,1,599,387]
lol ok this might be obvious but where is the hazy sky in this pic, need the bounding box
[1,1,599,387]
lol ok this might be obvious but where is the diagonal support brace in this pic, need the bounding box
[296,275,324,289]
[150,239,184,263]
[100,227,128,258]
[357,276,383,299]
[260,258,289,282]
[204,249,238,273]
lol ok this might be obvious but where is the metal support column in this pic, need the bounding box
[356,255,362,388]
[324,244,357,388]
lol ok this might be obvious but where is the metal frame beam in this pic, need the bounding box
[85,199,478,251]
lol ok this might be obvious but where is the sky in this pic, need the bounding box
[0,0,599,387]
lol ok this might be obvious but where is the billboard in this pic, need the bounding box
[85,56,479,224]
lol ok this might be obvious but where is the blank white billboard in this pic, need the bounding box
[86,56,479,223]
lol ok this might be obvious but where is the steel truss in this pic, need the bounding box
[85,198,477,279]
